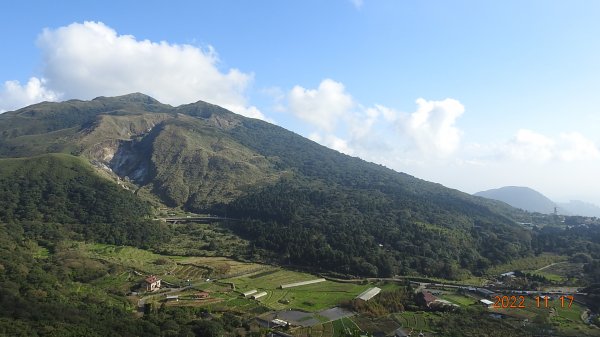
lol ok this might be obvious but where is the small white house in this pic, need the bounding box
[145,275,161,291]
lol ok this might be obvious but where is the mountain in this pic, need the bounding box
[474,186,600,218]
[474,186,558,214]
[0,93,536,278]
[559,200,600,218]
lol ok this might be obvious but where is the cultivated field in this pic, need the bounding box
[292,317,361,337]
[354,315,403,335]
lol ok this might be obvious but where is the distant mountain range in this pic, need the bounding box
[475,186,600,217]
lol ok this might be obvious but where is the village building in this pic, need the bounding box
[251,291,268,300]
[356,287,382,301]
[145,275,161,291]
[394,328,410,337]
[243,289,258,297]
[475,287,496,298]
[166,295,179,302]
[480,299,494,308]
[420,291,438,308]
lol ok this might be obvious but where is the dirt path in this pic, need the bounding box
[534,261,567,272]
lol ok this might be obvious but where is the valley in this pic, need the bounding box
[56,229,600,337]
[2,95,600,336]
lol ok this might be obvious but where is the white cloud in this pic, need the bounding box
[350,0,364,9]
[400,98,465,157]
[501,129,599,162]
[504,129,555,161]
[558,132,600,161]
[0,77,60,112]
[309,132,355,155]
[288,79,354,131]
[1,21,265,119]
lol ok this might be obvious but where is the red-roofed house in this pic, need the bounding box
[195,292,210,299]
[145,275,161,291]
[419,291,438,308]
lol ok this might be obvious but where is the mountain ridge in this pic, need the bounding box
[0,94,537,277]
[475,186,600,217]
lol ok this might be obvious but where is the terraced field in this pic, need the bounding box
[392,312,437,332]
[80,242,268,283]
[171,264,210,281]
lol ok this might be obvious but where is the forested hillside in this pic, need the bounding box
[0,153,169,248]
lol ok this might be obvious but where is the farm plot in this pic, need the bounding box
[176,256,266,278]
[170,264,210,281]
[298,322,334,337]
[331,317,361,337]
[353,315,401,336]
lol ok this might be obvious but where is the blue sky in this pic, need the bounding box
[1,1,600,206]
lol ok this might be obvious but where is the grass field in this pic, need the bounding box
[225,269,372,312]
[528,262,584,285]
[485,253,568,276]
[439,292,477,306]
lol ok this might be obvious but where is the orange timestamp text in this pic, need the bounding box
[492,295,574,309]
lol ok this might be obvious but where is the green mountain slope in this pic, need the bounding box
[0,94,535,278]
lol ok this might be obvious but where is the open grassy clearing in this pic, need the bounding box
[225,269,372,312]
[485,253,568,276]
[438,292,477,306]
[529,262,584,285]
[227,268,316,289]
